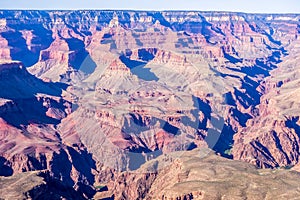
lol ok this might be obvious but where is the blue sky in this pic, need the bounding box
[0,0,300,13]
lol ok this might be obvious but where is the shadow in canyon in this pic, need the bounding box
[119,50,159,81]
[211,124,235,159]
[29,171,86,200]
[0,67,68,128]
[0,157,13,176]
[1,19,53,67]
[66,38,97,74]
[224,53,242,64]
[286,116,300,137]
[51,148,96,199]
[0,98,61,128]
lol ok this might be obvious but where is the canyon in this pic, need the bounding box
[0,10,300,199]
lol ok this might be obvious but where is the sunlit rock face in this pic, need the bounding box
[0,10,300,199]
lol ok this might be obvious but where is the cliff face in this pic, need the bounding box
[0,10,300,199]
[232,36,300,168]
[1,11,298,69]
[0,62,97,198]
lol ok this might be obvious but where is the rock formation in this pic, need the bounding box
[0,10,300,199]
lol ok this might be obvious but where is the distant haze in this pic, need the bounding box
[0,0,300,13]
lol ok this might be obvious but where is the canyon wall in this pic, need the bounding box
[0,10,300,198]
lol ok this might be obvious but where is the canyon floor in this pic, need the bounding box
[0,10,300,199]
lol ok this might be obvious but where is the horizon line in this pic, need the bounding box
[0,9,299,15]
